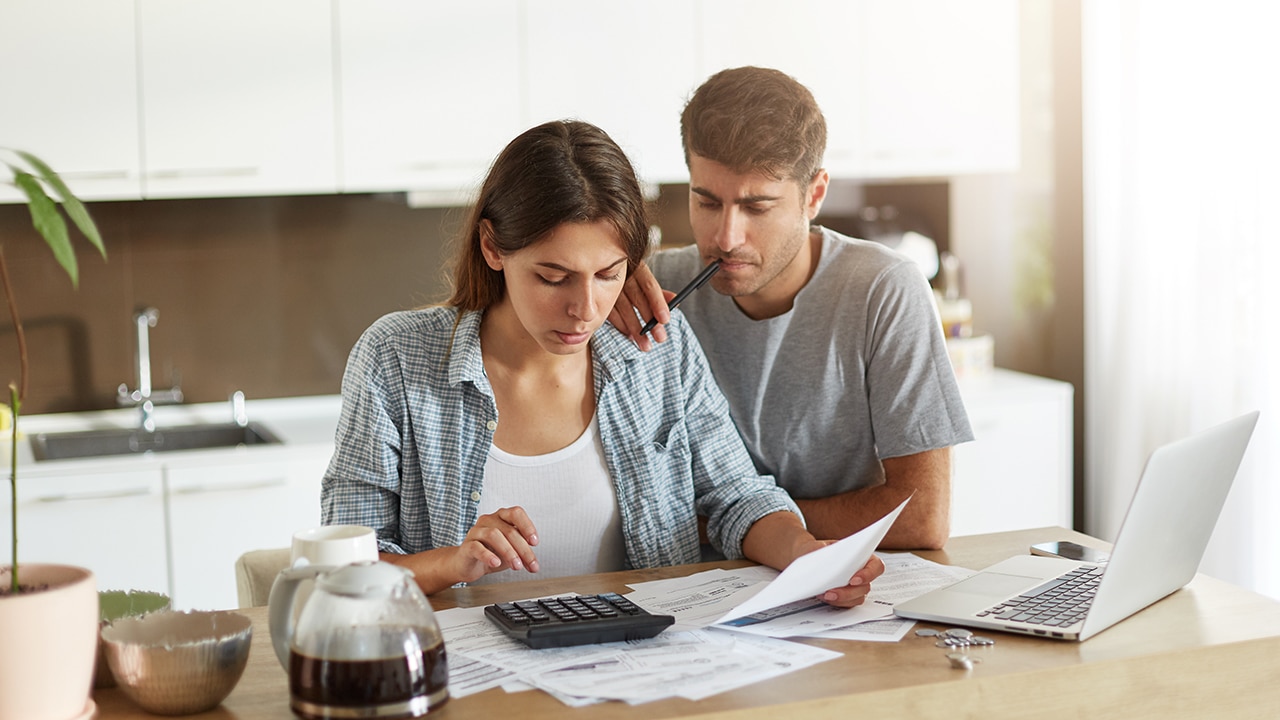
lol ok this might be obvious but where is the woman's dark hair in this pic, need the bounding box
[447,120,650,311]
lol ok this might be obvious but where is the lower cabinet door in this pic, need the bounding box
[3,470,169,596]
[951,370,1074,536]
[164,455,323,610]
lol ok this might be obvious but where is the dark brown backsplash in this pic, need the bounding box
[1,193,464,415]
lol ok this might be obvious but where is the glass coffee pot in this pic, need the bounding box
[269,561,448,718]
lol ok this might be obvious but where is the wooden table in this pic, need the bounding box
[92,527,1280,719]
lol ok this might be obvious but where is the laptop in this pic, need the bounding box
[895,411,1259,641]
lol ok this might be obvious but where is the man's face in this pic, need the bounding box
[687,154,827,317]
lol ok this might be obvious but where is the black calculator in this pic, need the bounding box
[483,593,675,649]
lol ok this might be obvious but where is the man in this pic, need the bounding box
[610,67,972,550]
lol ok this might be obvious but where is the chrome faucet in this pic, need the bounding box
[117,307,184,432]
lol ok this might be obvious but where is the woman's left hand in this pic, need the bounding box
[809,546,886,608]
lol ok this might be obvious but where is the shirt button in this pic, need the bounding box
[470,491,482,502]
[485,420,497,432]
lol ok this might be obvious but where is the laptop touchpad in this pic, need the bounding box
[947,572,1038,597]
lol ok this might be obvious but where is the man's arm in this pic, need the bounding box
[792,447,951,550]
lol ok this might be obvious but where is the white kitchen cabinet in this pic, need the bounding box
[858,0,1019,177]
[3,1,1020,200]
[9,397,339,609]
[696,0,1017,179]
[0,0,143,201]
[337,1,525,199]
[165,453,327,610]
[136,0,337,198]
[1,469,169,595]
[525,1,701,187]
[695,0,865,178]
[951,369,1073,536]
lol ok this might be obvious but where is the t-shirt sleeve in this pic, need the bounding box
[863,261,974,457]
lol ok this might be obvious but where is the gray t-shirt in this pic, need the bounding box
[650,226,973,499]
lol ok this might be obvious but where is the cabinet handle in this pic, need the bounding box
[147,167,260,179]
[35,487,153,502]
[172,478,287,495]
[58,170,133,181]
[404,160,482,171]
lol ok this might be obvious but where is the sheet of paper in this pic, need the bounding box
[441,588,844,706]
[521,627,840,705]
[713,552,955,637]
[717,595,893,638]
[855,551,977,605]
[715,496,910,624]
[798,553,975,642]
[625,566,778,632]
[809,616,917,642]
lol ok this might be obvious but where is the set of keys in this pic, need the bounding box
[914,627,995,670]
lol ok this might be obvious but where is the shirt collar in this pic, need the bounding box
[591,321,645,384]
[445,309,487,387]
[445,309,644,387]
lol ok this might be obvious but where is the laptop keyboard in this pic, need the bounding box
[977,565,1105,628]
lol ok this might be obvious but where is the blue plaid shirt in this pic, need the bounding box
[321,307,801,570]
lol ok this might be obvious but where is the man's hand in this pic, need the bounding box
[608,261,673,351]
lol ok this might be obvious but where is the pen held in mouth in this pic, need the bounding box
[640,259,722,335]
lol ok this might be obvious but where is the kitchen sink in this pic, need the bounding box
[29,422,282,462]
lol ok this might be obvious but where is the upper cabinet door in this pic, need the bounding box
[859,0,1019,177]
[136,0,337,198]
[696,0,865,179]
[337,0,525,200]
[525,0,701,187]
[0,0,142,201]
[698,0,1018,179]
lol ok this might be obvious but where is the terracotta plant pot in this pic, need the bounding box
[0,564,99,720]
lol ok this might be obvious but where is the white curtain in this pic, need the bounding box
[1084,1,1280,598]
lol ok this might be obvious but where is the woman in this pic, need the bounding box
[322,120,882,604]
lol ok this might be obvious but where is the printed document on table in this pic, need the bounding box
[438,597,842,706]
[714,496,910,624]
[725,552,976,639]
[521,627,841,705]
[625,565,778,632]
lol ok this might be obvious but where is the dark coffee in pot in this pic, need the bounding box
[288,641,448,719]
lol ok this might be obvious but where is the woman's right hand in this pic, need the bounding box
[452,506,541,583]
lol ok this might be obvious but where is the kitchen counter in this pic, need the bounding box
[3,395,344,608]
[7,395,342,479]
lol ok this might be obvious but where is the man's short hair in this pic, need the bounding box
[681,66,827,185]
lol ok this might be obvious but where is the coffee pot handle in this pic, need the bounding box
[267,564,328,669]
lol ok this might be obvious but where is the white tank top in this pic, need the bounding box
[472,414,625,584]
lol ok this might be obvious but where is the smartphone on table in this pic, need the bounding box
[1030,541,1109,564]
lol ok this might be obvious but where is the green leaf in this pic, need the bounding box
[13,171,79,288]
[14,150,105,260]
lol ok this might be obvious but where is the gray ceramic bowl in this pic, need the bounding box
[101,609,252,715]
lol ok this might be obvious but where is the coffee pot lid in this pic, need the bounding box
[315,560,410,598]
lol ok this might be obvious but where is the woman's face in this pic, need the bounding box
[483,219,629,356]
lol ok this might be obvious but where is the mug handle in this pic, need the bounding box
[267,564,330,669]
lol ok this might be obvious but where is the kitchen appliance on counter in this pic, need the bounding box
[827,204,941,281]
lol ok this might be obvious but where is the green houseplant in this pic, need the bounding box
[1,148,107,720]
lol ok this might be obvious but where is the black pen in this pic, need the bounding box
[640,259,722,335]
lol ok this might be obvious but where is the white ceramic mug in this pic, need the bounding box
[290,525,378,569]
